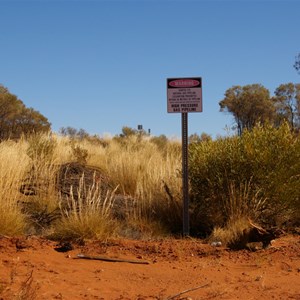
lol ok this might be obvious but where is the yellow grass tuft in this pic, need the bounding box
[50,175,118,242]
[0,140,29,235]
[209,217,251,246]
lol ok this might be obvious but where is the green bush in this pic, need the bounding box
[189,123,300,234]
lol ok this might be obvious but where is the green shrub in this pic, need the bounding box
[189,123,300,233]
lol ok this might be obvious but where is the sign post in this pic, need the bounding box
[167,77,202,236]
[181,112,189,235]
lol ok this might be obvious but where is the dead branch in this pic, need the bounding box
[76,253,150,265]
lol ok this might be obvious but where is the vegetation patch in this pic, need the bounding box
[0,121,298,243]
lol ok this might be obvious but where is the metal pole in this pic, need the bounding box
[181,112,189,236]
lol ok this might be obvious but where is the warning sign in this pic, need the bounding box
[167,77,202,113]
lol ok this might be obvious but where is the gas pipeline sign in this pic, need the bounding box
[167,77,202,113]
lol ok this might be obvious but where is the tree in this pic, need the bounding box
[0,89,24,139]
[0,84,51,140]
[294,53,300,74]
[189,132,212,144]
[59,127,89,140]
[273,83,300,130]
[59,126,78,138]
[118,126,147,138]
[120,126,138,138]
[0,84,9,94]
[219,84,274,135]
[16,107,50,136]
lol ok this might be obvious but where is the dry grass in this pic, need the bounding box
[0,266,39,300]
[210,181,268,246]
[60,135,183,234]
[119,217,169,240]
[16,270,39,300]
[0,133,182,239]
[5,128,296,240]
[0,140,29,235]
[50,174,119,242]
[209,217,250,246]
[51,213,116,242]
[0,126,298,241]
[222,180,268,222]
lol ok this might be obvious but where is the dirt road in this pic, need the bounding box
[1,235,299,299]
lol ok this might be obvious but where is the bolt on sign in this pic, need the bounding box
[167,77,202,113]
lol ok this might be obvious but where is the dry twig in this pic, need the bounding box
[166,283,210,300]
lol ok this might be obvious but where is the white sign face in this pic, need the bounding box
[167,77,202,113]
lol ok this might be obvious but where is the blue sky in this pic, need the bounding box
[1,0,299,138]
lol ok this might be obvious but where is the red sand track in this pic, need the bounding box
[1,235,299,299]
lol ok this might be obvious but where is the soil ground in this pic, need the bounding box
[0,234,299,300]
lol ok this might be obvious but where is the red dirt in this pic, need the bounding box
[0,234,299,300]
